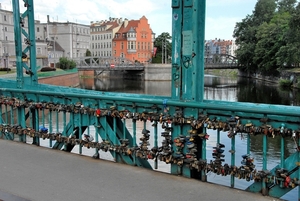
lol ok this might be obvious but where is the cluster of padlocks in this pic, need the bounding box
[1,97,300,140]
[1,97,300,189]
[0,122,299,189]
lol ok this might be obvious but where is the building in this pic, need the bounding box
[0,7,14,68]
[112,16,155,63]
[0,5,47,68]
[35,15,90,62]
[90,18,124,57]
[205,39,238,62]
[37,39,64,65]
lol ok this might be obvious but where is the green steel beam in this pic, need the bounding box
[12,0,38,88]
[171,0,205,102]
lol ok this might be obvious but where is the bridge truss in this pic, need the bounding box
[75,56,144,71]
[0,1,299,200]
[205,54,239,69]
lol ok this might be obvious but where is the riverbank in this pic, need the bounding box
[0,68,79,87]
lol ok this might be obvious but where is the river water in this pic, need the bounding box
[76,74,297,200]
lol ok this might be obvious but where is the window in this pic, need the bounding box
[37,47,42,54]
[4,15,6,21]
[121,42,123,50]
[130,41,134,49]
[114,42,116,47]
[37,27,39,32]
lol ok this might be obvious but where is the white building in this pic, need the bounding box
[90,18,125,57]
[35,15,90,62]
[0,5,47,68]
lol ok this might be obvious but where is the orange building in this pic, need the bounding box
[112,16,155,63]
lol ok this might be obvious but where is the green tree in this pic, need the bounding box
[85,49,92,64]
[285,2,300,67]
[233,0,277,73]
[254,12,292,73]
[153,32,172,63]
[277,0,297,13]
[85,49,91,57]
[58,57,76,70]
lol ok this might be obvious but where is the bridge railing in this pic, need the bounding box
[0,79,299,199]
[74,57,144,69]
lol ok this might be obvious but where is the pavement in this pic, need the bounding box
[0,140,282,201]
[0,72,16,79]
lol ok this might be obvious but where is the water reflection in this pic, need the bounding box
[80,75,300,106]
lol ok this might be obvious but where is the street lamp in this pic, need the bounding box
[3,53,8,73]
[2,28,9,73]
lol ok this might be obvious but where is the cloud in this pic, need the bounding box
[2,0,257,39]
[206,16,241,40]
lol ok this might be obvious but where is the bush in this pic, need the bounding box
[0,68,11,71]
[58,57,76,70]
[279,79,292,88]
[40,67,56,72]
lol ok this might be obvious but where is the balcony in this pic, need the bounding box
[127,49,136,53]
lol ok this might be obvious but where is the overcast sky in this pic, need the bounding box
[1,0,257,40]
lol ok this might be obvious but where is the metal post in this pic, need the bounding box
[12,0,38,87]
[231,135,235,188]
[298,136,300,201]
[262,135,268,196]
[5,54,8,73]
[162,39,164,64]
[171,0,205,102]
[165,38,167,64]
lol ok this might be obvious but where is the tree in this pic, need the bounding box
[153,32,172,63]
[58,57,76,70]
[233,0,277,73]
[277,0,297,13]
[254,12,291,73]
[85,49,91,57]
[85,49,92,64]
[284,1,300,67]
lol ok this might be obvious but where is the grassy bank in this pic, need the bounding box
[37,68,78,77]
[205,69,238,77]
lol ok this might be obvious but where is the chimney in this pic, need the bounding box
[47,15,50,23]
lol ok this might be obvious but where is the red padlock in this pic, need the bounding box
[284,176,291,188]
[96,109,101,117]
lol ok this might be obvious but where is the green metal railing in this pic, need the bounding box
[0,0,298,200]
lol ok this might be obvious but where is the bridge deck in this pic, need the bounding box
[0,140,278,201]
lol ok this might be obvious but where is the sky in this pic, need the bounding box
[1,0,257,40]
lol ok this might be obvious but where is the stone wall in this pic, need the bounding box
[238,69,299,85]
[38,72,80,87]
[145,64,171,81]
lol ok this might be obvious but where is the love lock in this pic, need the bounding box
[284,176,291,188]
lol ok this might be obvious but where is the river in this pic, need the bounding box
[77,74,299,200]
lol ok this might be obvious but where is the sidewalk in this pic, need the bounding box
[0,140,281,201]
[0,72,16,79]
